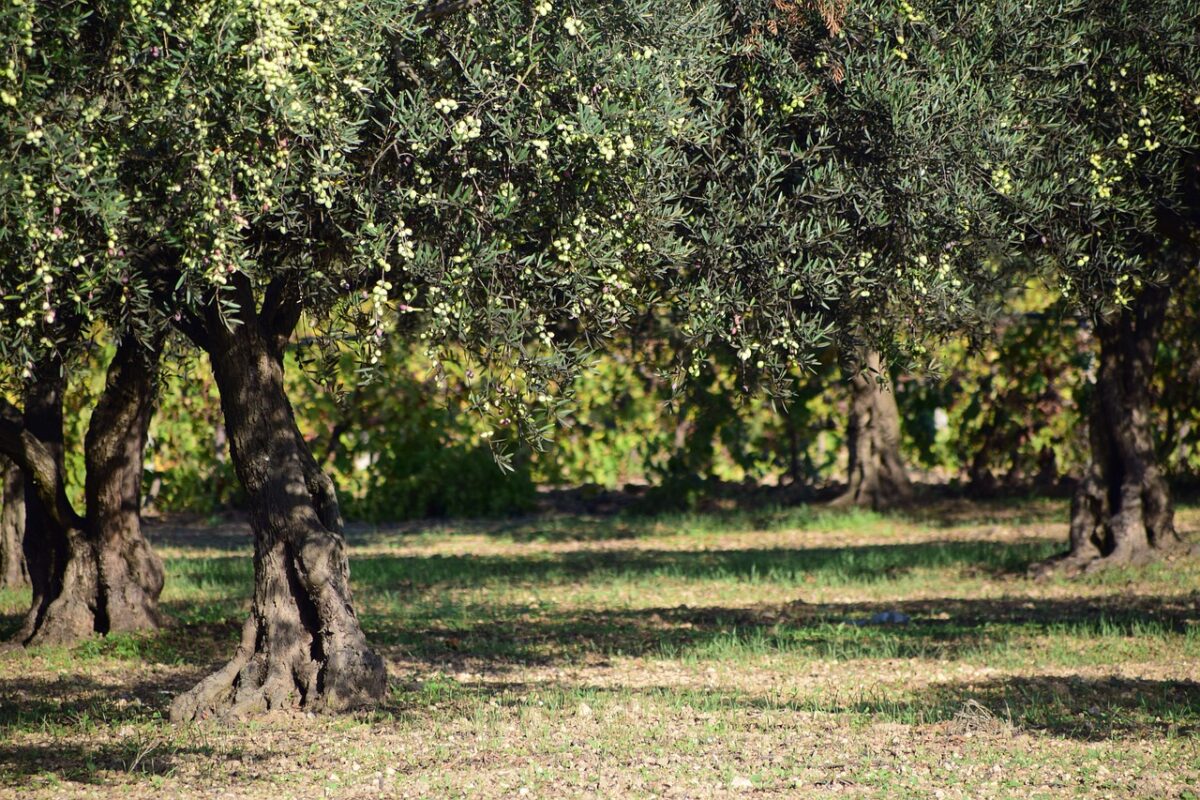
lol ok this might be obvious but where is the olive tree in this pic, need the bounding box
[71,0,716,719]
[1000,0,1200,571]
[0,2,165,644]
[660,0,1030,506]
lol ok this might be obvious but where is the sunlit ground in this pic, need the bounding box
[1,499,1198,798]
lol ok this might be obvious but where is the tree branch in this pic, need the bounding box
[415,0,482,23]
[172,308,212,351]
[260,276,304,344]
[138,248,212,350]
[0,398,85,531]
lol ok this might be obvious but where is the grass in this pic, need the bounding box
[0,497,1198,798]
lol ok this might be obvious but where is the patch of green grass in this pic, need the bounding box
[487,504,898,543]
[335,539,1062,593]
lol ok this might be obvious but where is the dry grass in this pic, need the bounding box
[1,498,1198,798]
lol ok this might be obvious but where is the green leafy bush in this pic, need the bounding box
[289,344,536,522]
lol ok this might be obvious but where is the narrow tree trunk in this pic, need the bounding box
[170,314,385,721]
[786,410,801,486]
[0,456,28,588]
[3,340,164,645]
[831,350,912,510]
[1035,284,1181,575]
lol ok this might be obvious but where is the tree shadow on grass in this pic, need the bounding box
[908,674,1200,740]
[4,536,1177,672]
[219,537,1070,666]
[769,673,1200,741]
[0,671,198,785]
[0,670,207,729]
[0,615,21,642]
[0,616,242,670]
[897,496,1066,529]
[11,587,1187,713]
[146,496,1071,549]
[0,739,221,786]
[3,545,1194,673]
[160,539,1062,598]
[509,492,1071,536]
[0,613,1194,789]
[0,673,260,787]
[364,591,1200,666]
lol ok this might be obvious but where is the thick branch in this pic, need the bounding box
[259,276,304,345]
[415,0,482,23]
[138,251,212,350]
[0,399,85,531]
[172,308,212,351]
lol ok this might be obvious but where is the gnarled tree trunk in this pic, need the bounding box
[1035,284,1181,575]
[831,350,912,510]
[85,337,166,633]
[0,339,164,645]
[0,456,27,588]
[8,356,90,645]
[170,293,385,721]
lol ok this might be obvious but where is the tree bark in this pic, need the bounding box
[830,350,912,510]
[1036,284,1182,574]
[0,456,28,588]
[0,339,164,645]
[8,356,91,645]
[84,337,166,633]
[0,455,27,587]
[170,297,385,721]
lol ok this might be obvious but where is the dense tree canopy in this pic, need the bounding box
[1001,0,1199,306]
[108,0,716,454]
[668,0,1033,386]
